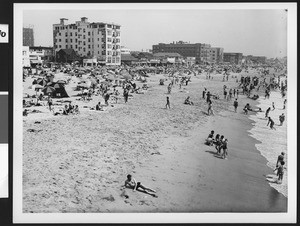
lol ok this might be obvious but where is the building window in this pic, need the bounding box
[59,39,61,42]
[75,32,77,36]
[83,41,86,45]
[70,45,72,49]
[83,29,85,32]
[83,48,86,52]
[70,32,72,36]
[59,45,61,48]
[66,45,68,48]
[83,35,85,39]
[107,57,111,63]
[88,45,90,49]
[88,38,90,42]
[88,31,90,35]
[108,38,112,42]
[98,38,99,41]
[65,39,68,42]
[98,51,100,54]
[70,39,72,43]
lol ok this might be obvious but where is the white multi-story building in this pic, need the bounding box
[53,17,121,65]
[22,46,31,67]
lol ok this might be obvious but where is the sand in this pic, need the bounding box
[22,70,287,213]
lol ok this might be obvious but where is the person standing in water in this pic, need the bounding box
[265,107,271,118]
[267,117,276,130]
[279,113,285,126]
[272,102,275,111]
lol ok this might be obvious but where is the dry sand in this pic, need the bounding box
[22,71,287,213]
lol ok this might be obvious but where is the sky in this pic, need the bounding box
[23,7,287,58]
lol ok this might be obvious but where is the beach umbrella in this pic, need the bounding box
[42,86,56,95]
[33,84,44,90]
[120,73,132,80]
[56,79,67,84]
[106,73,117,81]
[53,83,64,89]
[36,78,48,86]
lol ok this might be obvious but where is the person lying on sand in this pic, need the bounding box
[123,174,157,197]
[249,107,263,112]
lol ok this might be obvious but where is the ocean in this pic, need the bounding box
[248,91,287,197]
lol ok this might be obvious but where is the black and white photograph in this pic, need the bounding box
[13,3,297,224]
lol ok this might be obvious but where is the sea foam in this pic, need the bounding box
[248,91,287,197]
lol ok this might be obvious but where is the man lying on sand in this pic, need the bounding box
[123,174,157,197]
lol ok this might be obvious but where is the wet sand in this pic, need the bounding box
[22,71,287,212]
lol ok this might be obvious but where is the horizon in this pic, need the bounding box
[23,8,287,59]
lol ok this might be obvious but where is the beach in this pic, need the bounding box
[22,71,287,213]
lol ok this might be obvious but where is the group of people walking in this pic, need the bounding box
[205,130,229,159]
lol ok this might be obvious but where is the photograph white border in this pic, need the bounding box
[13,3,297,223]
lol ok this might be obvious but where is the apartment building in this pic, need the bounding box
[53,17,121,65]
[210,47,224,63]
[223,52,243,64]
[152,41,211,64]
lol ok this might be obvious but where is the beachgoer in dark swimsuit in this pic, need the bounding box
[124,174,157,197]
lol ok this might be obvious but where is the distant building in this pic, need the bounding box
[153,52,184,64]
[29,46,54,62]
[83,57,98,67]
[121,46,131,54]
[246,55,266,64]
[23,27,34,47]
[152,41,211,64]
[121,54,138,65]
[56,49,80,63]
[22,46,31,67]
[210,47,224,63]
[53,17,121,65]
[186,57,196,66]
[223,52,243,64]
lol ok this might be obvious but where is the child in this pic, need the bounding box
[222,139,228,159]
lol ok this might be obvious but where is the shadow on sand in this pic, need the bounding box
[205,150,224,159]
